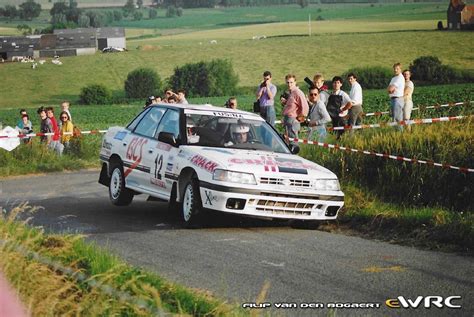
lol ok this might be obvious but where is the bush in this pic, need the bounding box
[409,56,474,85]
[168,59,238,97]
[79,84,111,105]
[148,8,157,19]
[124,68,162,99]
[133,11,143,21]
[409,56,442,82]
[342,66,392,89]
[166,6,176,17]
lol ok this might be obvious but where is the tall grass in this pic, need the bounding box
[0,204,239,316]
[301,118,474,211]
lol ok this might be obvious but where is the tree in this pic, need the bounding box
[298,0,309,8]
[137,0,144,9]
[17,24,32,35]
[51,13,67,25]
[50,2,68,17]
[125,68,162,99]
[123,0,135,17]
[148,8,157,19]
[78,14,90,27]
[19,0,41,20]
[4,5,18,20]
[133,11,143,21]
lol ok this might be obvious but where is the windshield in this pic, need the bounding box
[185,113,290,154]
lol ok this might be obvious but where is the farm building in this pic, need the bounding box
[96,27,126,51]
[0,27,126,61]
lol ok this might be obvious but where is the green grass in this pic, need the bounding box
[336,184,473,253]
[300,115,474,211]
[111,3,447,30]
[0,204,238,315]
[0,24,472,109]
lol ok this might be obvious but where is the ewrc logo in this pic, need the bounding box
[386,296,462,309]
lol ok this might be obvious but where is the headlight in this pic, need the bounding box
[213,169,257,185]
[314,179,340,191]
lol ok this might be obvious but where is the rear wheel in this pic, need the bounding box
[109,163,134,206]
[181,178,202,227]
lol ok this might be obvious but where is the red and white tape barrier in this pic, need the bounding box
[0,130,108,139]
[329,115,470,131]
[291,138,474,174]
[363,101,470,117]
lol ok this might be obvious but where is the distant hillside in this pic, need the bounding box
[1,0,153,9]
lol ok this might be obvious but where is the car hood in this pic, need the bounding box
[181,146,337,179]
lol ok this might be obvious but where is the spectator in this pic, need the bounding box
[176,89,188,104]
[164,88,174,103]
[154,96,162,104]
[225,97,238,109]
[144,96,155,108]
[282,74,309,139]
[347,73,363,128]
[313,73,329,105]
[16,109,28,127]
[61,101,72,122]
[16,114,33,143]
[256,70,277,127]
[307,88,331,142]
[45,106,64,155]
[167,94,178,104]
[403,69,414,120]
[387,63,405,126]
[59,111,73,150]
[37,106,52,144]
[327,76,352,139]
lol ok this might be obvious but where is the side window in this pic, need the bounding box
[155,109,180,140]
[127,107,151,131]
[134,107,166,138]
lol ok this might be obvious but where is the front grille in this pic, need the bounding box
[260,177,283,185]
[247,198,323,216]
[290,179,311,187]
[260,177,311,188]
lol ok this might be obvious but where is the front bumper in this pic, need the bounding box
[199,182,344,220]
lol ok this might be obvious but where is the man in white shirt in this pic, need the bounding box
[387,63,405,124]
[347,73,363,127]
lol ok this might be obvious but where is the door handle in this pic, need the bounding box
[122,142,127,146]
[148,148,154,153]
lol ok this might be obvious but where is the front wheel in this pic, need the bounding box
[109,164,134,206]
[181,178,202,227]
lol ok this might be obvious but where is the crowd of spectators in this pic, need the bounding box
[6,63,414,152]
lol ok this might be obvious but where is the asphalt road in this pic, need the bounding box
[1,170,473,316]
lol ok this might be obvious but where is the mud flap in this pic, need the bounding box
[98,163,110,186]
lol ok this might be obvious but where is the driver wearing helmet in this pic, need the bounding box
[225,124,250,146]
[186,116,200,144]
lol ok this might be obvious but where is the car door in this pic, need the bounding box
[144,109,182,197]
[125,107,166,191]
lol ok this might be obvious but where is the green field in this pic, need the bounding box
[0,20,473,109]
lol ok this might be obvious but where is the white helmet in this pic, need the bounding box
[231,124,249,134]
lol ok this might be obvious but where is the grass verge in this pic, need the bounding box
[323,183,473,254]
[0,204,241,316]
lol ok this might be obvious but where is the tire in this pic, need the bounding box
[109,163,134,206]
[291,220,320,230]
[180,177,202,228]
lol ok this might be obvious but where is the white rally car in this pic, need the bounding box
[99,104,344,227]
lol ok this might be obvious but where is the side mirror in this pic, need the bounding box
[158,131,177,146]
[289,143,300,154]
